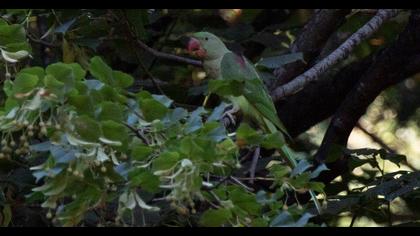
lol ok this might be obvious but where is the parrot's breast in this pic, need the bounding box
[203,56,224,80]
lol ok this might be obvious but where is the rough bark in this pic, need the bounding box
[271,9,400,101]
[315,10,420,184]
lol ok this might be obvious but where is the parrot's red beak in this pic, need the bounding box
[187,37,207,58]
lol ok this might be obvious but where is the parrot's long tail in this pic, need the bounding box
[263,117,323,215]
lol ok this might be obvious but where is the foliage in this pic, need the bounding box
[0,9,418,227]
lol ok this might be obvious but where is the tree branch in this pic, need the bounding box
[270,9,350,90]
[355,123,395,153]
[314,10,420,183]
[275,55,374,137]
[134,38,203,67]
[271,9,400,102]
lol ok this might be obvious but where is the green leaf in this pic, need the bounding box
[236,123,264,146]
[73,115,102,142]
[99,85,118,102]
[289,172,311,189]
[101,120,130,148]
[152,151,180,171]
[152,94,173,108]
[199,208,232,227]
[12,72,39,95]
[113,70,134,88]
[261,131,285,149]
[131,145,153,161]
[308,182,325,193]
[3,79,13,96]
[132,170,160,193]
[0,23,27,46]
[67,63,86,81]
[184,107,206,134]
[89,56,113,85]
[269,164,291,179]
[230,188,261,215]
[68,94,95,116]
[44,74,65,99]
[98,101,125,122]
[46,63,78,93]
[139,98,169,122]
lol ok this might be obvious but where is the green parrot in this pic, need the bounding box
[187,32,322,214]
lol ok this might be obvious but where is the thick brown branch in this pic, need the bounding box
[271,9,350,90]
[271,9,400,102]
[315,10,420,183]
[275,55,374,137]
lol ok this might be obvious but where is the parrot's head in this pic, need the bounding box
[187,32,229,60]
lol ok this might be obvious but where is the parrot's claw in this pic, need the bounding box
[222,105,240,127]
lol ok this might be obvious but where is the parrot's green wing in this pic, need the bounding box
[220,52,290,137]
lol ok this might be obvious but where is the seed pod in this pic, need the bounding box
[46,211,52,219]
[46,121,52,127]
[19,135,26,142]
[41,127,48,135]
[101,166,107,173]
[10,140,16,147]
[3,146,11,153]
[28,131,34,137]
[55,124,61,130]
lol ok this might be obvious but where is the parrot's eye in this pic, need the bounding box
[205,37,208,41]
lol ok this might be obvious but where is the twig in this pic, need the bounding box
[356,123,417,171]
[134,39,203,67]
[229,176,254,192]
[355,123,395,153]
[272,9,400,101]
[349,212,358,227]
[124,123,149,145]
[201,175,230,191]
[27,33,59,48]
[248,147,260,184]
